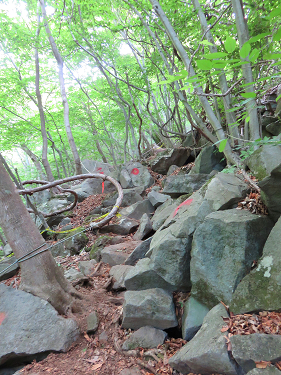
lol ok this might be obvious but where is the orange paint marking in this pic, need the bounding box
[173,198,193,217]
[0,312,6,326]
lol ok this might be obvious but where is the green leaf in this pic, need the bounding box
[276,94,281,102]
[196,59,213,70]
[273,28,281,42]
[200,40,214,46]
[240,43,251,58]
[269,7,281,19]
[219,139,228,152]
[249,48,260,62]
[203,52,227,60]
[245,116,250,124]
[241,92,256,98]
[249,33,270,43]
[212,61,227,69]
[230,61,250,67]
[225,37,236,53]
[264,53,281,59]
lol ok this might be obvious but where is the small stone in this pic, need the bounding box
[87,311,99,334]
[99,331,108,344]
[79,260,97,276]
[64,268,84,282]
[122,326,167,350]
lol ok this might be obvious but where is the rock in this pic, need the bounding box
[99,218,139,235]
[259,163,281,222]
[109,265,134,289]
[151,197,178,231]
[119,200,154,221]
[230,216,281,314]
[119,367,142,375]
[189,145,226,174]
[122,288,178,330]
[122,326,167,350]
[50,241,70,258]
[125,238,153,266]
[182,297,209,341]
[147,190,170,208]
[169,304,238,375]
[150,148,191,174]
[79,260,97,276]
[167,164,180,176]
[64,268,84,282]
[59,217,71,226]
[0,284,79,367]
[191,209,273,307]
[81,159,116,177]
[133,214,153,240]
[88,235,114,260]
[3,244,12,257]
[87,311,99,334]
[99,331,108,344]
[266,120,281,136]
[124,258,174,291]
[103,189,143,208]
[245,144,281,180]
[101,241,141,266]
[162,174,210,198]
[247,366,281,375]
[120,162,154,189]
[0,256,19,282]
[230,334,281,373]
[64,229,89,255]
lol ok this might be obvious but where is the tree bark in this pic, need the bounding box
[20,144,46,180]
[39,0,82,174]
[0,160,80,315]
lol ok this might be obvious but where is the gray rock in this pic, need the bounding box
[266,120,281,136]
[99,218,139,235]
[109,265,134,289]
[121,162,154,189]
[162,174,210,198]
[81,159,116,177]
[79,260,97,276]
[50,241,70,258]
[3,244,12,257]
[182,297,209,341]
[101,241,141,266]
[247,366,281,375]
[120,168,134,189]
[147,190,170,208]
[87,311,99,334]
[103,189,143,208]
[231,334,281,373]
[151,197,178,231]
[167,164,180,176]
[259,163,281,222]
[99,331,108,344]
[64,268,84,282]
[245,144,281,180]
[133,214,153,240]
[0,256,19,282]
[124,258,174,291]
[119,199,154,221]
[150,148,191,174]
[169,304,237,375]
[191,209,273,307]
[119,367,142,375]
[125,238,153,266]
[189,145,226,174]
[59,217,71,226]
[64,229,89,255]
[122,288,178,330]
[122,326,167,350]
[0,284,79,367]
[230,216,281,314]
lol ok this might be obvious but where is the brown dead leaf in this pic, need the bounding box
[92,363,103,370]
[255,361,271,369]
[84,332,91,342]
[221,326,229,332]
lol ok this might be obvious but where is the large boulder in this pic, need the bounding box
[120,162,154,190]
[162,174,210,198]
[99,218,139,235]
[191,209,273,308]
[125,238,153,266]
[125,173,249,293]
[63,229,89,255]
[169,304,238,375]
[101,240,141,266]
[109,265,134,290]
[122,288,178,330]
[102,189,143,208]
[119,199,154,220]
[0,284,79,367]
[230,216,281,314]
[244,145,281,180]
[0,256,19,282]
[182,297,210,341]
[150,148,191,175]
[133,214,153,240]
[122,326,167,350]
[259,163,281,222]
[147,190,170,208]
[230,334,281,373]
[189,145,226,174]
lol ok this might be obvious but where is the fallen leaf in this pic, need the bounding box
[84,333,91,342]
[255,361,271,368]
[0,312,6,325]
[221,326,229,332]
[92,363,103,370]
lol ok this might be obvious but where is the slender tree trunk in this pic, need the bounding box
[231,0,260,141]
[35,12,54,181]
[39,0,82,174]
[0,160,81,314]
[20,145,46,180]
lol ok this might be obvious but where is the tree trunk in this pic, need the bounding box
[20,144,46,180]
[39,0,82,174]
[0,160,81,314]
[35,15,54,181]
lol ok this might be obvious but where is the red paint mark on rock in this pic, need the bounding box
[131,168,139,175]
[97,167,104,174]
[173,198,193,217]
[0,312,6,326]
